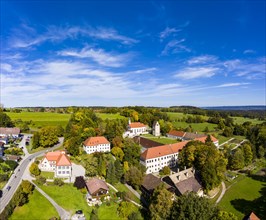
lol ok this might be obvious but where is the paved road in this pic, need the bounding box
[218,138,235,148]
[0,136,64,213]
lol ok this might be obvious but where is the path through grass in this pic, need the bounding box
[10,189,59,220]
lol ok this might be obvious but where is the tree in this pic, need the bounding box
[29,162,40,176]
[13,188,28,206]
[124,166,143,190]
[149,184,174,220]
[117,201,135,218]
[205,135,214,147]
[111,147,124,161]
[21,180,34,194]
[36,176,46,185]
[128,211,142,220]
[39,126,58,148]
[229,148,245,170]
[242,143,253,166]
[160,166,171,176]
[114,160,124,181]
[74,176,86,189]
[0,112,14,127]
[171,192,218,220]
[123,139,141,166]
[32,132,40,149]
[223,127,233,137]
[214,211,238,220]
[106,162,117,184]
[97,155,106,177]
[64,136,80,156]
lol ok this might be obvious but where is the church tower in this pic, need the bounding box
[152,121,160,136]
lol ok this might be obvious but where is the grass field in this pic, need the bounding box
[6,112,71,129]
[10,189,59,220]
[218,175,265,219]
[142,134,179,145]
[232,116,265,125]
[172,121,217,132]
[41,171,55,179]
[96,113,126,120]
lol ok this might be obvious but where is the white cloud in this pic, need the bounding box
[58,47,131,67]
[216,83,250,88]
[187,55,218,65]
[161,39,191,55]
[159,27,181,40]
[243,49,256,54]
[126,68,157,74]
[174,67,218,79]
[8,25,138,49]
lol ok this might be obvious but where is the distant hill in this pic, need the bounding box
[202,106,266,111]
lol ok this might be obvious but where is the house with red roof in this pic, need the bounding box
[83,136,110,154]
[123,118,148,138]
[39,151,72,178]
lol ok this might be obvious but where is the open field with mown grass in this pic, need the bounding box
[96,113,126,120]
[167,112,209,121]
[9,189,59,220]
[218,174,265,219]
[142,134,179,145]
[232,116,265,125]
[6,112,71,129]
[172,121,217,132]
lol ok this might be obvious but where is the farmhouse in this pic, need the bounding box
[0,127,20,138]
[162,167,204,196]
[140,141,188,174]
[123,119,148,138]
[85,178,109,197]
[83,136,110,154]
[167,130,186,140]
[39,151,72,178]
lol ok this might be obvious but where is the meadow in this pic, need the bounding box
[10,189,59,220]
[218,174,265,219]
[96,113,126,120]
[6,112,71,129]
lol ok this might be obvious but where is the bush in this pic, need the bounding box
[5,160,18,170]
[36,176,46,185]
[53,178,64,186]
[80,187,87,194]
[0,174,8,182]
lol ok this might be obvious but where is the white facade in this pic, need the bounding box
[39,157,56,171]
[83,143,110,154]
[141,153,178,174]
[55,165,72,177]
[152,121,160,137]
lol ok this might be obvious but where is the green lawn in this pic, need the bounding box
[114,182,140,204]
[142,134,178,145]
[96,113,126,120]
[6,112,71,129]
[172,121,217,132]
[36,183,92,218]
[232,116,265,125]
[97,202,122,220]
[219,175,265,219]
[41,171,55,179]
[10,189,59,220]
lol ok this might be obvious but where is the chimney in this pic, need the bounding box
[184,166,186,170]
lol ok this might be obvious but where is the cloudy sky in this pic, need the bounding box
[1,0,265,107]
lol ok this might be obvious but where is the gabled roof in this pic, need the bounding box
[194,135,218,143]
[167,130,186,137]
[83,136,110,146]
[0,127,20,135]
[183,132,205,140]
[175,176,202,195]
[141,141,188,160]
[44,151,71,166]
[243,212,260,220]
[133,136,161,148]
[86,178,109,195]
[142,174,173,192]
[56,153,72,166]
[129,122,147,128]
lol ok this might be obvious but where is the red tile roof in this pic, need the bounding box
[194,135,218,143]
[167,130,185,137]
[83,136,110,146]
[0,127,20,135]
[141,141,188,160]
[45,151,71,166]
[129,122,147,128]
[249,212,260,220]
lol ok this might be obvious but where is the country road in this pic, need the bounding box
[0,136,64,214]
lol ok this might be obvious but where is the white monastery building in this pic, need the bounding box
[39,151,72,178]
[123,119,148,138]
[141,135,219,174]
[83,136,110,154]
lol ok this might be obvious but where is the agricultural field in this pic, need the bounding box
[218,174,265,219]
[96,113,126,120]
[9,189,59,220]
[6,112,71,129]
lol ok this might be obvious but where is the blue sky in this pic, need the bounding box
[1,0,265,107]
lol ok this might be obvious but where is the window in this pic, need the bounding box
[58,171,61,174]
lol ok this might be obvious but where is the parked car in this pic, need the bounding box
[7,186,11,191]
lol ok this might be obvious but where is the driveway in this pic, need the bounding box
[70,163,86,182]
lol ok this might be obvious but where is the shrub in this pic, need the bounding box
[53,178,64,186]
[36,176,47,185]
